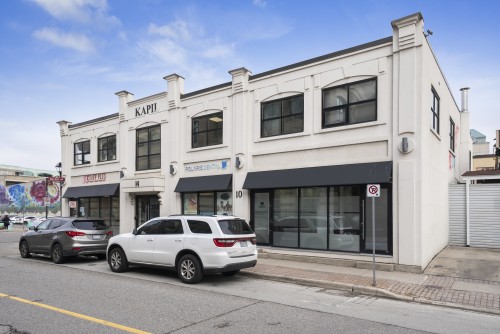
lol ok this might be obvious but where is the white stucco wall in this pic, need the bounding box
[58,13,470,269]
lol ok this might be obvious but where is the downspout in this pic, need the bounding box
[461,87,471,246]
[466,179,470,246]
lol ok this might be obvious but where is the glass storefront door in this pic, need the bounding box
[136,195,160,227]
[362,186,391,254]
[329,186,361,252]
[253,192,271,245]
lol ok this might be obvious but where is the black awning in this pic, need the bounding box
[243,161,392,189]
[62,183,120,198]
[174,174,232,193]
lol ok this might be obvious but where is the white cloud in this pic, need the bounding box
[0,119,61,171]
[148,21,192,41]
[253,0,267,8]
[139,39,188,68]
[141,18,235,69]
[30,0,120,26]
[33,28,95,53]
[202,44,234,59]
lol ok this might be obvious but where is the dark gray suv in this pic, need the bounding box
[19,217,113,263]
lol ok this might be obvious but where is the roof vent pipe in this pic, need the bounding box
[460,87,470,113]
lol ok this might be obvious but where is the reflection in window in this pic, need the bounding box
[431,87,440,133]
[261,95,304,138]
[273,189,298,248]
[329,186,361,252]
[98,135,117,162]
[365,188,389,253]
[300,188,327,249]
[199,193,215,215]
[322,79,377,128]
[74,141,90,165]
[182,191,233,216]
[192,112,223,148]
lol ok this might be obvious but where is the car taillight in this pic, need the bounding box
[249,237,256,245]
[213,238,237,247]
[66,231,86,238]
[106,231,113,236]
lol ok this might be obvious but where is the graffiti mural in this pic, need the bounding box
[0,180,61,215]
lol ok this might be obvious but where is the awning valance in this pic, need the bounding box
[174,174,232,193]
[62,183,120,198]
[243,161,392,190]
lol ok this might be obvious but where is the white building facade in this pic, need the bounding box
[58,13,471,272]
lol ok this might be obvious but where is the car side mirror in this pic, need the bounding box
[132,228,138,235]
[29,226,36,231]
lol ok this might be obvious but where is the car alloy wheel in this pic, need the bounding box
[108,248,128,273]
[178,254,202,284]
[51,244,64,264]
[19,241,31,258]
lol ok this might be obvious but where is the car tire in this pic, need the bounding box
[96,254,106,260]
[177,254,203,284]
[222,270,240,276]
[19,240,32,258]
[108,248,128,273]
[51,244,65,264]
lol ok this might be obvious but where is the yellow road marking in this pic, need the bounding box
[0,293,151,334]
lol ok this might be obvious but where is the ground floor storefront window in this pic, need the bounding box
[182,191,233,215]
[251,184,391,255]
[72,196,120,232]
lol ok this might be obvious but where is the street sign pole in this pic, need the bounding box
[372,196,376,286]
[366,184,380,287]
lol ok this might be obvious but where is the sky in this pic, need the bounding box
[1,0,499,171]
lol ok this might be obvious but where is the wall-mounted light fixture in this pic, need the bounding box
[235,156,245,169]
[169,164,177,175]
[402,137,408,153]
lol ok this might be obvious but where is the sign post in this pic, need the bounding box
[367,184,380,287]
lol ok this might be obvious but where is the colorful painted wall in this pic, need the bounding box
[0,180,61,215]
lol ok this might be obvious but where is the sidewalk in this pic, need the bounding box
[241,254,500,316]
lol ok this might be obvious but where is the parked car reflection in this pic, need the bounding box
[272,215,360,251]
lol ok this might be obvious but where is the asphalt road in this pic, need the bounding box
[1,231,500,334]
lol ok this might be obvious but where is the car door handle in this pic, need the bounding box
[175,239,182,242]
[147,239,154,242]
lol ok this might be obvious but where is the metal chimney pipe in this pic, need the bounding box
[460,87,470,113]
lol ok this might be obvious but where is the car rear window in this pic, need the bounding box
[72,220,108,231]
[187,220,212,234]
[218,219,253,235]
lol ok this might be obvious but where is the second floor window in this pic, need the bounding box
[98,135,116,162]
[74,141,90,165]
[322,78,377,128]
[261,95,304,138]
[449,118,455,152]
[136,125,161,171]
[431,87,440,134]
[192,112,223,148]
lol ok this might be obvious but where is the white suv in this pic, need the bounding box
[106,215,257,284]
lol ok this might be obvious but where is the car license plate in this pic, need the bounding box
[92,235,102,240]
[240,241,247,247]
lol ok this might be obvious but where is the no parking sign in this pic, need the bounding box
[367,184,380,197]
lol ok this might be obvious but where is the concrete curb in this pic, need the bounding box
[239,271,500,316]
[239,271,411,300]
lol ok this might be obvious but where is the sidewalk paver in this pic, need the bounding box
[241,257,500,315]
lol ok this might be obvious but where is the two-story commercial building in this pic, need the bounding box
[58,13,471,272]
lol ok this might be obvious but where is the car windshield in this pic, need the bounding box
[72,220,109,231]
[218,219,253,235]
